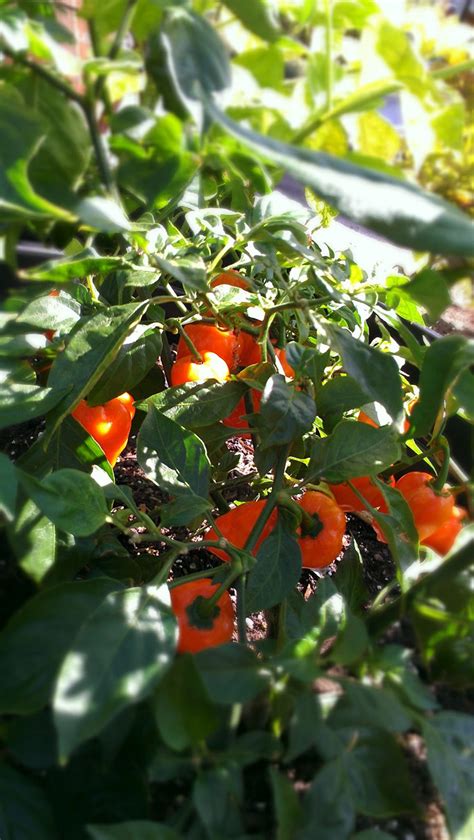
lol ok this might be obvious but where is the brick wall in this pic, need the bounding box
[56,0,90,59]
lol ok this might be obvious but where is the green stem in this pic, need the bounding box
[432,436,451,493]
[236,577,247,644]
[2,46,84,104]
[168,566,222,589]
[324,0,333,113]
[199,566,240,615]
[160,332,173,385]
[151,547,182,587]
[83,99,117,197]
[244,446,289,554]
[177,322,202,362]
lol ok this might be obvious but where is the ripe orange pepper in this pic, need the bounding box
[170,578,234,654]
[171,351,230,387]
[329,475,394,513]
[373,471,455,544]
[205,499,279,562]
[358,410,379,428]
[175,324,238,371]
[72,392,133,466]
[211,270,249,290]
[295,491,346,569]
[422,506,466,555]
[115,391,136,419]
[395,471,454,541]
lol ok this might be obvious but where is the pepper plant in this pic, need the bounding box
[0,2,473,839]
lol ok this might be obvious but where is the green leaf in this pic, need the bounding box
[118,151,196,211]
[302,732,415,830]
[331,539,369,615]
[376,19,430,98]
[259,374,316,449]
[194,643,270,704]
[0,452,17,521]
[88,324,162,405]
[76,196,131,232]
[205,98,474,257]
[389,269,451,322]
[193,767,243,837]
[221,0,279,42]
[153,654,219,751]
[0,578,120,714]
[453,368,474,421]
[358,111,401,162]
[0,89,74,222]
[8,498,56,583]
[21,249,129,283]
[0,762,57,840]
[87,823,180,840]
[246,519,301,612]
[141,380,247,427]
[153,253,207,292]
[16,291,81,332]
[328,326,403,422]
[137,406,210,507]
[298,759,355,840]
[423,712,474,840]
[54,584,177,761]
[365,481,418,579]
[309,421,401,483]
[0,383,68,432]
[18,468,108,537]
[20,78,90,207]
[17,416,114,482]
[410,336,474,437]
[328,681,412,734]
[270,768,304,840]
[317,376,370,428]
[47,301,148,437]
[161,7,231,127]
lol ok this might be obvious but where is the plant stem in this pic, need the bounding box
[2,46,84,104]
[236,577,247,643]
[177,322,203,362]
[168,565,222,588]
[83,99,118,197]
[324,0,334,113]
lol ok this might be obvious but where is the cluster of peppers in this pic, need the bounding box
[44,277,465,654]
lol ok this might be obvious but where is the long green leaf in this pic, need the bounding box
[205,98,474,256]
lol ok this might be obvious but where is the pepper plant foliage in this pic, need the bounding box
[1,1,474,838]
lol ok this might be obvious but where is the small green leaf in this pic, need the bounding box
[153,654,220,751]
[18,469,108,537]
[87,822,180,840]
[137,406,210,505]
[318,376,371,428]
[0,578,120,714]
[194,643,270,704]
[423,712,474,840]
[161,8,231,109]
[21,248,129,283]
[309,421,400,483]
[0,383,68,432]
[328,326,403,422]
[54,584,177,761]
[246,519,301,613]
[270,768,304,840]
[221,0,279,42]
[0,452,17,521]
[0,762,57,840]
[259,374,316,449]
[410,336,474,437]
[8,498,56,583]
[140,380,247,427]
